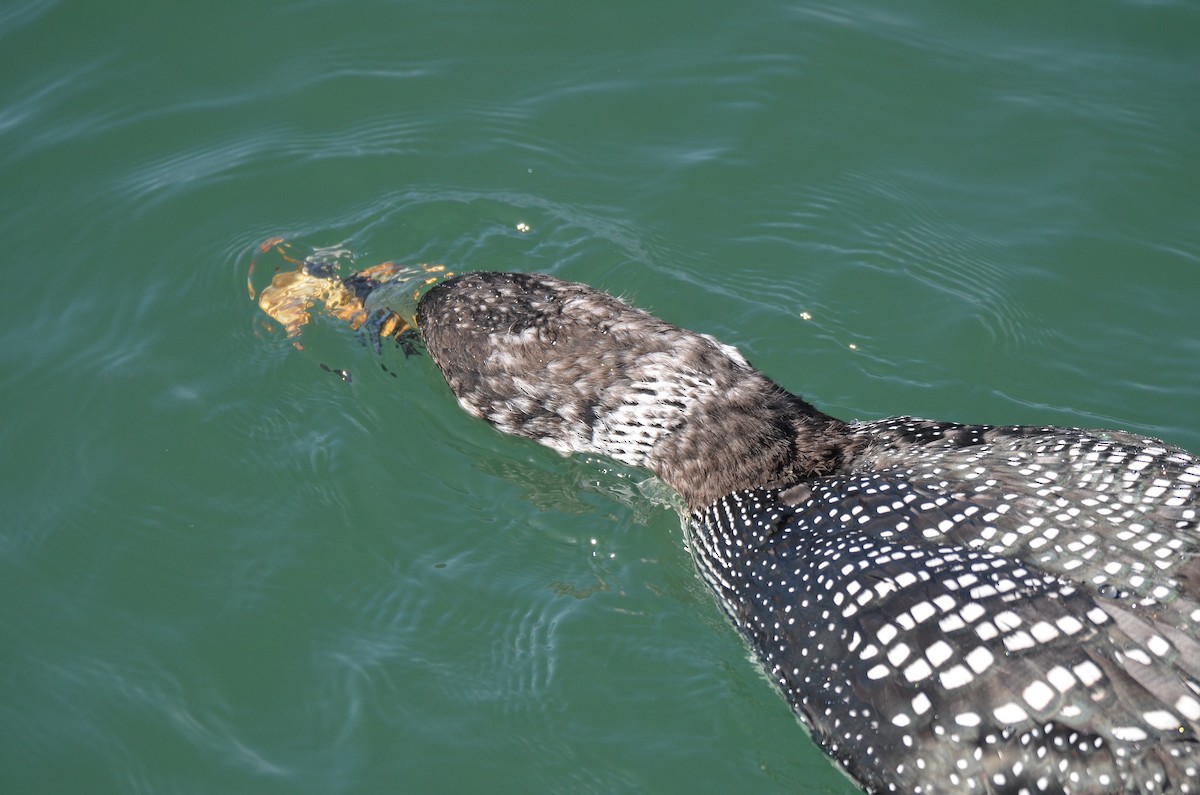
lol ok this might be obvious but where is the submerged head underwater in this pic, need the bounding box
[258,253,1200,794]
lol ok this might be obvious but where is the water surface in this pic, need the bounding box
[2,1,1197,793]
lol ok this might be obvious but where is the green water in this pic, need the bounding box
[2,1,1197,793]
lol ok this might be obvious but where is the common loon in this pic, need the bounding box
[413,271,1199,794]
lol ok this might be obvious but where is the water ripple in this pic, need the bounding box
[0,0,59,38]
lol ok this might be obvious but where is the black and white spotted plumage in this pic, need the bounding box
[415,271,1200,794]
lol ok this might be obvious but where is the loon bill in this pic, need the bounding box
[408,271,1200,794]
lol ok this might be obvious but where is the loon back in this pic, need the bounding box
[415,271,1200,794]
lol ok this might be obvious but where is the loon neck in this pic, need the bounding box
[644,383,853,512]
[415,271,854,512]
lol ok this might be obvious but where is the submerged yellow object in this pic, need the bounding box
[252,238,451,347]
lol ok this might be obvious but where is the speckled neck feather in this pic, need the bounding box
[417,271,852,511]
[416,271,1200,794]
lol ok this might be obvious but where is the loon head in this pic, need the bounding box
[416,271,851,510]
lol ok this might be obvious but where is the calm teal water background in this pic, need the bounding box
[2,1,1197,793]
